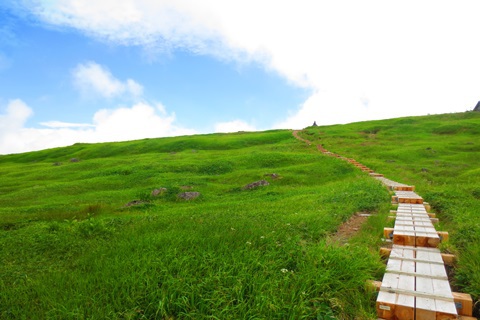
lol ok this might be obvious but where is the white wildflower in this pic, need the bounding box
[281,268,289,273]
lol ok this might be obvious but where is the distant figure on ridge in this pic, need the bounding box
[312,121,318,126]
[474,101,480,112]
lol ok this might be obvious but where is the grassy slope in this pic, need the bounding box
[301,111,480,307]
[1,112,478,319]
[0,130,389,319]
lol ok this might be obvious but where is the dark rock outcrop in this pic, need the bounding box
[474,101,480,112]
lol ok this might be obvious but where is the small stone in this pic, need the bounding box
[178,192,201,200]
[243,180,270,190]
[421,168,429,172]
[70,158,80,163]
[151,188,167,196]
[125,200,146,207]
[264,173,280,179]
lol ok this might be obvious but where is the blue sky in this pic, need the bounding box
[1,1,480,154]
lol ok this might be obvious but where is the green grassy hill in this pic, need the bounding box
[1,112,479,319]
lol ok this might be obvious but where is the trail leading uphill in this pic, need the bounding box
[292,129,475,319]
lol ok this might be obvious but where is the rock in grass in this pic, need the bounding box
[70,158,80,163]
[264,173,280,179]
[125,200,146,207]
[243,180,270,190]
[178,192,201,200]
[151,188,167,196]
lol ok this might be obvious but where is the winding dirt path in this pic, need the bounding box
[292,129,369,243]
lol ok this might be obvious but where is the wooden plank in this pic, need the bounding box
[438,231,449,242]
[416,276,457,319]
[384,227,394,239]
[381,247,456,266]
[441,254,456,266]
[377,273,415,320]
[453,292,473,317]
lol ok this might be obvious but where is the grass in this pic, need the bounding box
[1,112,478,318]
[0,129,389,319]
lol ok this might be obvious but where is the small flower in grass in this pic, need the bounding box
[246,241,252,245]
[281,268,289,273]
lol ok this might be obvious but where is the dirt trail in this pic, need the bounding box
[292,129,369,243]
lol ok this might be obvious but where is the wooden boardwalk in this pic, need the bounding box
[373,173,472,319]
[291,131,473,319]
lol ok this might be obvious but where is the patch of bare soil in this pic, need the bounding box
[292,130,312,145]
[332,213,371,244]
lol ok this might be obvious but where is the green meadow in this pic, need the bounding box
[0,112,479,319]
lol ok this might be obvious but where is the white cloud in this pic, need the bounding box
[0,99,196,155]
[214,120,257,133]
[0,99,34,153]
[0,99,33,129]
[72,61,143,98]
[39,121,95,128]
[92,102,195,142]
[22,0,480,128]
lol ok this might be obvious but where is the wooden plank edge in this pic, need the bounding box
[372,280,472,316]
[453,292,474,317]
[388,215,439,224]
[379,247,456,266]
[383,228,449,243]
